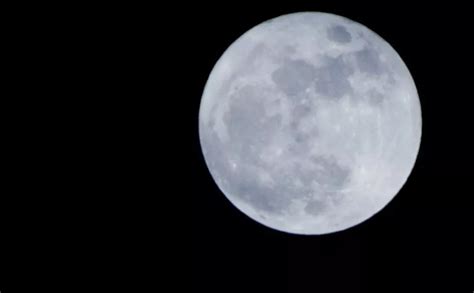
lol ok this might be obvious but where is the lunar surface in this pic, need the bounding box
[199,12,421,234]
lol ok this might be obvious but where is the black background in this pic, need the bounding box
[0,2,472,292]
[190,2,473,293]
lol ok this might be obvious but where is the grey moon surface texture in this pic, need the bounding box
[199,12,421,235]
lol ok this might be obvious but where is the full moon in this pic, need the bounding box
[199,12,421,235]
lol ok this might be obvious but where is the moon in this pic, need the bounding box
[198,12,421,235]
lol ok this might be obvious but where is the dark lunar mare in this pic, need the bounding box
[326,24,352,43]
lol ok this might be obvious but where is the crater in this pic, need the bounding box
[327,25,352,43]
